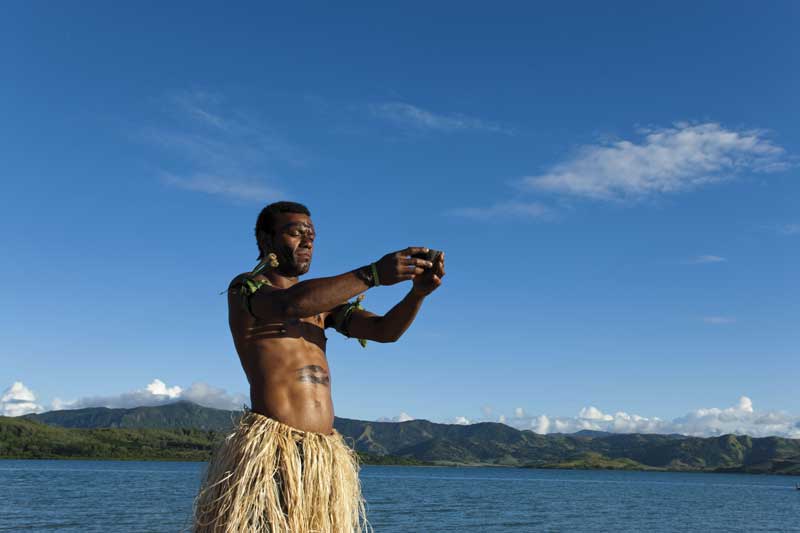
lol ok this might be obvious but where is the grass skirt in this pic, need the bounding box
[193,411,369,533]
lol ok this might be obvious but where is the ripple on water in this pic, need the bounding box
[1,460,797,532]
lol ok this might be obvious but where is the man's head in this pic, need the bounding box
[255,201,314,277]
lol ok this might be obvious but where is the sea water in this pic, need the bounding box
[0,460,797,532]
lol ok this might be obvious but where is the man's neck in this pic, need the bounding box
[264,271,299,289]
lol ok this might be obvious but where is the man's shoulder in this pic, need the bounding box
[229,273,276,293]
[227,273,279,320]
[229,272,252,289]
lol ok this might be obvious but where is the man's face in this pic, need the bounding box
[266,212,315,277]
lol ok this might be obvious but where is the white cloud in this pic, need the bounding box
[520,123,787,201]
[1,382,44,417]
[376,411,415,423]
[448,200,554,220]
[703,316,736,325]
[146,378,182,398]
[370,102,511,134]
[532,415,550,434]
[514,407,526,418]
[489,396,799,438]
[779,224,800,235]
[170,90,229,130]
[687,255,726,264]
[181,382,248,410]
[50,379,247,411]
[160,172,281,202]
[579,406,613,421]
[143,90,299,202]
[453,416,471,425]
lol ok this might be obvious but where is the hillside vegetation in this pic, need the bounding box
[7,402,799,475]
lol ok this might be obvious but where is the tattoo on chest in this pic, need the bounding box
[296,364,330,386]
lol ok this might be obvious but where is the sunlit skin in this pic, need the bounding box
[228,212,445,434]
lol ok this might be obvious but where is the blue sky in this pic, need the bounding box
[2,2,798,436]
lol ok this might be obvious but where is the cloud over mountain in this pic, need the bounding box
[50,379,247,411]
[10,380,798,439]
[376,411,415,423]
[499,396,800,438]
[1,382,44,417]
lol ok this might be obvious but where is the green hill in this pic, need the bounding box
[23,401,239,432]
[0,416,429,465]
[9,402,800,474]
[0,416,220,461]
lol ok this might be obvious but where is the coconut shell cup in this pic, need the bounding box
[411,249,442,268]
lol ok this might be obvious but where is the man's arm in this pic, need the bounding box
[343,291,427,343]
[336,251,445,343]
[244,247,433,321]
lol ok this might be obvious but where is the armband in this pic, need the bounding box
[228,276,272,319]
[330,295,368,348]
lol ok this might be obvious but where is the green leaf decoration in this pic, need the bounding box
[250,259,270,277]
[354,295,367,348]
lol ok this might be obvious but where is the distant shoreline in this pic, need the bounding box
[2,456,798,476]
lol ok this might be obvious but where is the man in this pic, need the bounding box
[194,201,445,533]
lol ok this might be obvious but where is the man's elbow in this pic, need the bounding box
[379,332,402,343]
[379,325,403,343]
[372,318,402,343]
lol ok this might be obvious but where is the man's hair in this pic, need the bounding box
[254,201,311,259]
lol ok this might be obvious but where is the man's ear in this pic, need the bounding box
[257,230,273,255]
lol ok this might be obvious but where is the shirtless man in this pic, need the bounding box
[194,201,445,532]
[230,201,444,434]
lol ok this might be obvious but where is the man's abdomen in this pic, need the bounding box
[243,340,335,434]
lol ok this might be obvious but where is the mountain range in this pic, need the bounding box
[2,401,797,475]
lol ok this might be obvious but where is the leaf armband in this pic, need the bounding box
[330,295,368,348]
[229,276,272,319]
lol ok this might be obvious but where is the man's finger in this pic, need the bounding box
[401,263,425,274]
[401,264,426,275]
[399,246,429,257]
[405,257,433,268]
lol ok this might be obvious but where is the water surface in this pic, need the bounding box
[1,460,797,532]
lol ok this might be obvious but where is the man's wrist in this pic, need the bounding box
[354,265,377,288]
[409,287,427,299]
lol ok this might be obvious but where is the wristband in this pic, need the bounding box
[370,262,381,287]
[355,264,377,288]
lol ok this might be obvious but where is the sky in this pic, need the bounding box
[1,2,798,437]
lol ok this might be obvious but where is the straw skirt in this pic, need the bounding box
[193,411,369,533]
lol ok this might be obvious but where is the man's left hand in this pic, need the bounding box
[412,252,445,296]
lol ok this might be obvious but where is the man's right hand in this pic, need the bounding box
[375,247,434,286]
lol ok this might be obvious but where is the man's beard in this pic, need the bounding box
[277,246,311,277]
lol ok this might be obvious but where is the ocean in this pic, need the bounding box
[1,460,797,532]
